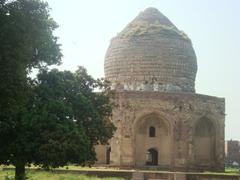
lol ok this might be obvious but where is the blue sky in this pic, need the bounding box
[46,0,240,140]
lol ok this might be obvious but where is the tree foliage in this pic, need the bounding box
[0,0,61,122]
[0,1,115,180]
[32,67,115,168]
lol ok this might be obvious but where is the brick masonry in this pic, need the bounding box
[96,7,225,172]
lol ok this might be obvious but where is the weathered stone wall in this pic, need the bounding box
[135,116,171,166]
[104,91,225,171]
[95,145,107,164]
[97,7,225,172]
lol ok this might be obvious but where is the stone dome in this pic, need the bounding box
[104,7,197,93]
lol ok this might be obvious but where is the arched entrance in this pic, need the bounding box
[134,113,171,166]
[146,148,158,165]
[193,117,216,163]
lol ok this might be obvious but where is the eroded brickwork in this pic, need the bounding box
[96,7,225,172]
[107,91,225,171]
[104,8,197,93]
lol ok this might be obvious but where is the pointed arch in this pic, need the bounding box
[133,112,172,166]
[193,116,216,163]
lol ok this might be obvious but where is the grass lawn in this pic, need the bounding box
[0,170,124,180]
[0,166,239,179]
[224,167,240,174]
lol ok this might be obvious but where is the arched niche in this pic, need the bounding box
[133,113,172,166]
[193,117,216,163]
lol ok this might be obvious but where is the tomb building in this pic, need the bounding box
[95,7,225,171]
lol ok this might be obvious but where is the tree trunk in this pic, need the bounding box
[15,163,25,180]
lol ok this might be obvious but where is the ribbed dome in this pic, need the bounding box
[104,7,197,93]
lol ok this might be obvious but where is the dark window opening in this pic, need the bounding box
[149,126,156,137]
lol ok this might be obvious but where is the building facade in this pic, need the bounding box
[225,140,240,167]
[96,7,225,172]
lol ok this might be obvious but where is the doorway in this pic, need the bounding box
[106,147,111,164]
[146,148,158,165]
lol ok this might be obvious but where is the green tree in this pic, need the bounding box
[0,1,115,179]
[32,67,115,169]
[0,0,61,179]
